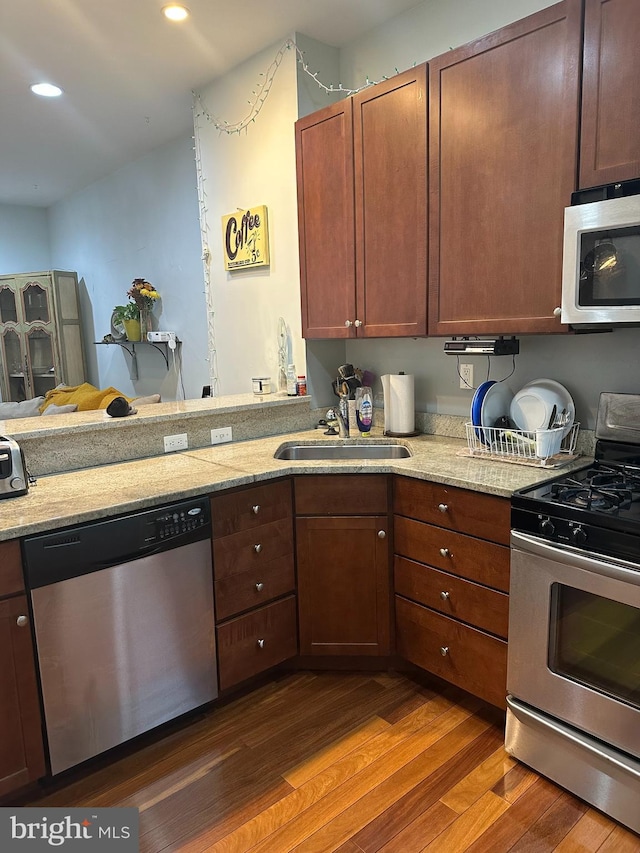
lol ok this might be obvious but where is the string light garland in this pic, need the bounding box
[193,37,405,136]
[192,96,219,397]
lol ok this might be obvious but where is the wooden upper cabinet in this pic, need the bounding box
[580,0,640,188]
[353,64,428,338]
[295,65,427,339]
[296,99,356,338]
[428,0,582,336]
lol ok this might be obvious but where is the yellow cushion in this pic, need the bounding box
[40,383,133,413]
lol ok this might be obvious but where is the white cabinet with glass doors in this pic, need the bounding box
[0,271,85,403]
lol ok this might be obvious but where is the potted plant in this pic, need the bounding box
[112,302,141,341]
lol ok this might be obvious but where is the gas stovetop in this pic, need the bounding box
[512,439,640,564]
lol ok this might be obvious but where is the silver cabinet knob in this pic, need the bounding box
[377,530,386,539]
[16,615,28,628]
[354,319,363,327]
[439,547,450,558]
[252,504,260,515]
[553,306,562,317]
[254,543,262,553]
[255,582,264,592]
[440,591,450,601]
[438,503,448,513]
[257,638,265,649]
[440,646,449,656]
[345,320,354,327]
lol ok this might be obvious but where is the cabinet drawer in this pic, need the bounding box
[213,517,293,580]
[216,596,298,691]
[214,555,296,621]
[395,596,507,709]
[394,477,510,545]
[394,515,510,592]
[294,475,389,515]
[394,556,508,639]
[211,480,292,538]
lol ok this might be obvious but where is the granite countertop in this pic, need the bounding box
[0,428,590,542]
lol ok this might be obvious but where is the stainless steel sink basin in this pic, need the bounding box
[274,442,412,460]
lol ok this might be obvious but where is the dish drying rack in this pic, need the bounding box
[464,422,581,468]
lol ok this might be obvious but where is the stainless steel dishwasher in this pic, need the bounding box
[23,497,217,776]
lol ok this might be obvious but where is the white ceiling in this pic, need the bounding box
[1,0,420,208]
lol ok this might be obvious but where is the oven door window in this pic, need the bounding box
[549,583,640,707]
[578,225,640,307]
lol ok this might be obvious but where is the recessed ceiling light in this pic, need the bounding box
[162,4,189,21]
[30,82,63,98]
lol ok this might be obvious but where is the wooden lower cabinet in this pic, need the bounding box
[294,475,391,657]
[0,541,46,796]
[393,476,510,708]
[216,596,298,692]
[296,515,390,656]
[395,596,507,709]
[211,480,298,692]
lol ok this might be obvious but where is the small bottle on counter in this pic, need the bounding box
[296,375,307,396]
[286,364,297,396]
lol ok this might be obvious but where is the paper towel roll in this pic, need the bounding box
[382,373,415,435]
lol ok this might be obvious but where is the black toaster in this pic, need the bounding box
[0,435,29,498]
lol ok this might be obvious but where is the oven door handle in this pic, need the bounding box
[511,530,640,587]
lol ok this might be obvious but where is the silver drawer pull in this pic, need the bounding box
[252,505,260,514]
[16,615,28,628]
[438,503,448,513]
[439,547,450,558]
[255,582,264,592]
[254,543,262,553]
[257,638,265,649]
[440,591,450,601]
[377,530,386,539]
[440,646,449,657]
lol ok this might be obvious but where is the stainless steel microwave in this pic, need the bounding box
[562,182,640,326]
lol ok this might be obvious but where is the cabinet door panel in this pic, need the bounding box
[580,0,640,188]
[296,100,356,338]
[0,596,46,795]
[353,65,427,337]
[294,474,389,516]
[297,516,390,656]
[429,1,581,335]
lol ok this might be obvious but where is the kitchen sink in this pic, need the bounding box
[273,442,412,460]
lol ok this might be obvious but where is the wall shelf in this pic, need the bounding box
[94,339,180,380]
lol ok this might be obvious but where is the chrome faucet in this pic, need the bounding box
[326,406,349,438]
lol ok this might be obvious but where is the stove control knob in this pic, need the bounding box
[539,518,555,536]
[571,526,587,546]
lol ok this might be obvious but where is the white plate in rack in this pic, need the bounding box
[510,378,575,438]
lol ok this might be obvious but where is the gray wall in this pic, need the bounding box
[0,204,51,273]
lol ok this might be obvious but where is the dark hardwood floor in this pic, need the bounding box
[24,671,639,852]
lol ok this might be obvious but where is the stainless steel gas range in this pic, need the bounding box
[506,392,640,835]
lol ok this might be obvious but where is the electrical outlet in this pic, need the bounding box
[163,433,188,452]
[459,363,474,390]
[211,426,233,445]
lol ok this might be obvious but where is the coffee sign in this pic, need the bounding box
[221,205,270,270]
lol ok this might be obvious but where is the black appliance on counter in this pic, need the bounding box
[506,392,640,836]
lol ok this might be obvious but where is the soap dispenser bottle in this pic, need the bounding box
[355,386,373,436]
